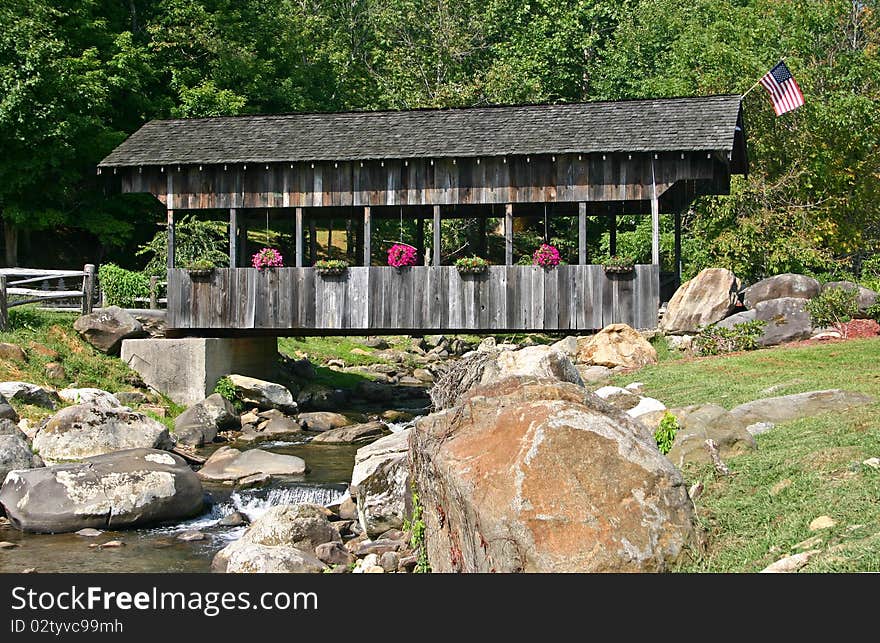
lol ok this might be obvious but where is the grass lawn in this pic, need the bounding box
[611,338,880,572]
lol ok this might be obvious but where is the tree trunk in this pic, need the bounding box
[3,219,18,268]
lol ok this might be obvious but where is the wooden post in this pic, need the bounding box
[432,205,441,267]
[167,209,175,269]
[609,210,617,256]
[228,209,238,268]
[149,276,158,310]
[363,206,372,267]
[415,215,425,265]
[651,196,660,266]
[0,275,7,331]
[295,207,304,267]
[674,210,682,287]
[309,218,317,266]
[81,264,95,315]
[505,204,513,265]
[578,202,587,265]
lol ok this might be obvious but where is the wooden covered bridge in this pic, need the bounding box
[99,95,747,336]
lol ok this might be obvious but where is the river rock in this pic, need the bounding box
[227,375,296,413]
[0,343,26,362]
[0,382,60,410]
[351,429,410,538]
[752,297,813,346]
[32,404,173,464]
[174,393,240,447]
[0,448,203,533]
[315,541,355,567]
[822,281,878,314]
[241,408,301,441]
[411,378,694,572]
[0,432,43,484]
[44,363,67,381]
[213,504,337,573]
[309,421,389,444]
[743,274,820,309]
[660,268,739,333]
[576,324,658,369]
[0,394,19,422]
[196,446,306,482]
[73,306,146,355]
[58,388,123,408]
[480,345,583,387]
[298,411,351,432]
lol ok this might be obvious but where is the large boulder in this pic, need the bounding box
[576,324,658,369]
[309,421,389,444]
[298,411,351,432]
[32,404,173,464]
[743,274,820,309]
[822,281,878,315]
[73,306,147,355]
[0,448,203,533]
[0,393,19,422]
[727,389,874,427]
[351,429,411,538]
[753,297,813,346]
[196,446,306,482]
[0,428,43,484]
[228,374,296,413]
[715,310,757,329]
[480,345,583,387]
[174,393,240,447]
[0,382,61,410]
[212,504,337,573]
[58,388,123,408]
[410,378,694,572]
[660,268,739,333]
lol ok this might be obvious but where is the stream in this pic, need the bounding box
[0,409,421,574]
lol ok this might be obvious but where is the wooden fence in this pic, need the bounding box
[0,265,96,330]
[167,264,659,334]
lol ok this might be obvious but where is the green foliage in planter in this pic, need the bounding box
[602,254,636,271]
[184,259,217,270]
[97,263,151,308]
[455,256,489,273]
[654,411,680,455]
[805,287,860,332]
[315,259,349,273]
[137,215,229,275]
[694,320,767,356]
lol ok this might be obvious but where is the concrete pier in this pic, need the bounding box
[121,337,278,406]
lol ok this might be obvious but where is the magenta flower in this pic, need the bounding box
[387,243,417,267]
[252,247,284,271]
[532,243,560,268]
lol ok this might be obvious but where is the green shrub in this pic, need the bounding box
[694,319,767,355]
[806,287,859,336]
[213,376,241,410]
[97,263,151,308]
[654,411,680,455]
[136,214,229,275]
[402,487,430,573]
[865,302,880,322]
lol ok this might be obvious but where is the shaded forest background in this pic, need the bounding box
[0,0,878,284]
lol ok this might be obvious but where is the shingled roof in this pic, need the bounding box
[99,95,743,167]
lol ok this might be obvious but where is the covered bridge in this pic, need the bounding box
[99,95,747,336]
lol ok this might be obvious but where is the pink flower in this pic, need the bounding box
[387,243,417,267]
[252,247,284,271]
[532,243,560,267]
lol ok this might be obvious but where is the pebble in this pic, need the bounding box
[218,512,249,527]
[90,540,125,549]
[177,530,207,542]
[862,457,880,470]
[760,550,820,573]
[75,528,103,537]
[808,516,837,531]
[0,541,19,549]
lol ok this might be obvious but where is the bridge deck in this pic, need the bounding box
[166,265,659,336]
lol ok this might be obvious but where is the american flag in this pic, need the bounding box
[759,61,804,115]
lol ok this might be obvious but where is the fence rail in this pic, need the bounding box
[0,264,95,330]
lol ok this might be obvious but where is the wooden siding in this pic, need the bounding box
[167,265,659,334]
[119,153,728,210]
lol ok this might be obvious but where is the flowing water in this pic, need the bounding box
[0,436,362,573]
